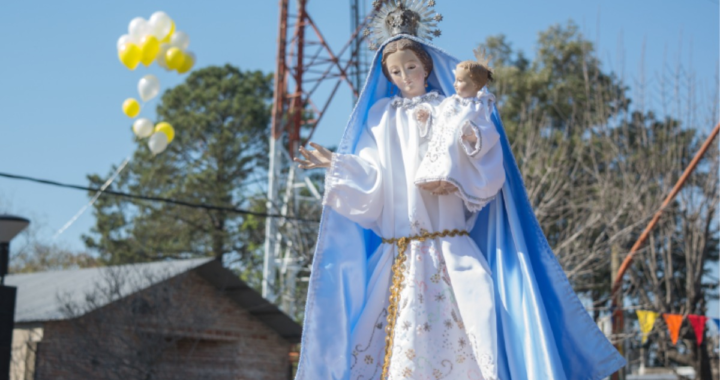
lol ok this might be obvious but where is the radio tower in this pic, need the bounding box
[263,0,375,315]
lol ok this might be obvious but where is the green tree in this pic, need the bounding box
[485,22,629,138]
[84,65,273,268]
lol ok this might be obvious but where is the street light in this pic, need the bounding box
[0,214,29,380]
[0,215,30,285]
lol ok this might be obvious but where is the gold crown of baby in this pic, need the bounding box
[365,0,443,50]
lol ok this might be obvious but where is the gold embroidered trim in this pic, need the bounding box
[379,228,469,380]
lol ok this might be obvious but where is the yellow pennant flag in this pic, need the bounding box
[636,310,659,344]
[663,313,684,345]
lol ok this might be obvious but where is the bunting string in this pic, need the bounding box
[631,310,719,347]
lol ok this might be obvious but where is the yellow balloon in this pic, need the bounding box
[161,20,175,44]
[118,43,141,70]
[139,35,160,66]
[177,52,195,74]
[165,47,185,70]
[154,122,175,143]
[123,98,140,118]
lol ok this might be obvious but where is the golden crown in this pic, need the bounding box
[365,0,443,50]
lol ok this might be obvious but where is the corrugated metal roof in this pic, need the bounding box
[5,258,213,323]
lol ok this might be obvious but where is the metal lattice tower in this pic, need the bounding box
[263,0,374,315]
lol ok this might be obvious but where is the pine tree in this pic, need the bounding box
[84,65,273,268]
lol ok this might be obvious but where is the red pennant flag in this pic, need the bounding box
[663,313,683,345]
[687,314,708,346]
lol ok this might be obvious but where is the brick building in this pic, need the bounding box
[6,258,301,380]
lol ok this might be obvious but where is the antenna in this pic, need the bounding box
[263,0,375,315]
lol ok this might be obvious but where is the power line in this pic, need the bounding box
[0,171,320,223]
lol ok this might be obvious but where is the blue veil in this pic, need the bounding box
[295,35,625,380]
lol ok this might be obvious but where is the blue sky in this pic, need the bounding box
[0,1,718,314]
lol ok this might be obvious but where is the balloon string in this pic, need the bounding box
[53,156,131,239]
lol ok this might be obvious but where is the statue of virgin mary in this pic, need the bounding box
[292,2,625,379]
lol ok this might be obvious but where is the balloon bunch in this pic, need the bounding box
[133,118,175,155]
[122,74,175,155]
[117,11,195,73]
[117,11,188,155]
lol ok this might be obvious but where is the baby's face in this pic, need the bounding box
[453,66,480,98]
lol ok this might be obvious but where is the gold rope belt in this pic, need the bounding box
[379,228,469,380]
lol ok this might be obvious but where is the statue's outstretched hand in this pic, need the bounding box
[294,142,333,169]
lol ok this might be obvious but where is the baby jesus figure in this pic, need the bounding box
[415,47,504,212]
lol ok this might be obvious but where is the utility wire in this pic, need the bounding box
[0,171,320,223]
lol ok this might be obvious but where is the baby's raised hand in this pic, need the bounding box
[461,129,478,144]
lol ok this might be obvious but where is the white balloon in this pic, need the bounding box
[170,31,190,50]
[132,118,154,138]
[138,75,160,102]
[149,11,172,40]
[148,132,169,154]
[128,17,151,38]
[117,34,133,50]
[156,43,171,70]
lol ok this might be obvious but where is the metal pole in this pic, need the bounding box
[609,122,720,379]
[287,0,307,157]
[350,0,365,99]
[610,244,624,379]
[0,242,16,380]
[0,243,8,286]
[263,0,291,301]
[263,136,281,301]
[0,284,16,380]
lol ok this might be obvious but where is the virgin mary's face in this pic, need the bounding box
[385,49,427,98]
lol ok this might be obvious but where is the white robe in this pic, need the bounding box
[323,91,505,380]
[415,89,504,212]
